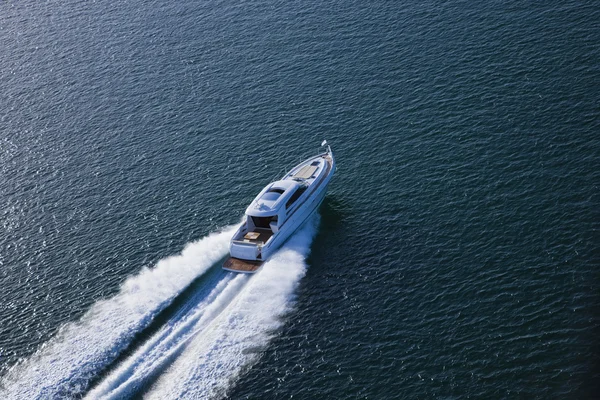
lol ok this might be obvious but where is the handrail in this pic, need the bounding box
[278,154,333,231]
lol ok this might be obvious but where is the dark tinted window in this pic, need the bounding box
[286,187,307,209]
[252,216,272,228]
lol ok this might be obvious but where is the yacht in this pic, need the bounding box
[223,141,336,273]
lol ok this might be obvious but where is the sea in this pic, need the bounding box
[0,0,598,399]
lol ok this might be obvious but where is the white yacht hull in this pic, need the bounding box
[224,147,335,273]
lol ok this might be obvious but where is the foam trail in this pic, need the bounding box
[0,226,236,400]
[87,272,250,399]
[145,215,319,400]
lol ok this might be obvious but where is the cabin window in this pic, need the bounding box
[286,186,307,209]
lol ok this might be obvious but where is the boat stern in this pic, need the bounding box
[223,257,263,273]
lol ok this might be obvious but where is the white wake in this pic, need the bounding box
[0,226,236,400]
[86,272,251,399]
[144,217,318,399]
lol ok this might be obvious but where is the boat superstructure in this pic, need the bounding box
[223,141,335,273]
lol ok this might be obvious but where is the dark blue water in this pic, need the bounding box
[1,0,598,398]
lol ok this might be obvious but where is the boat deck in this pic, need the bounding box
[241,228,273,244]
[223,257,263,273]
[293,164,319,179]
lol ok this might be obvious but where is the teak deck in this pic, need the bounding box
[242,229,273,244]
[223,257,263,273]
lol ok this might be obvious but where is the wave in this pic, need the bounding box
[0,226,236,399]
